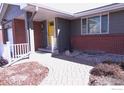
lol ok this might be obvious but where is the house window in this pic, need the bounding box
[82,19,87,34]
[81,14,109,35]
[88,16,100,34]
[101,15,108,33]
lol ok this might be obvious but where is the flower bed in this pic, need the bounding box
[0,62,49,85]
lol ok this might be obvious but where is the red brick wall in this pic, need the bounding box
[13,19,42,50]
[71,34,124,54]
[2,28,7,44]
[33,21,42,50]
[13,19,26,44]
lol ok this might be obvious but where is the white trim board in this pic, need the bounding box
[81,13,109,35]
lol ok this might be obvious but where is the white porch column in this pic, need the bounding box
[29,28,35,52]
[24,11,36,53]
[6,41,11,63]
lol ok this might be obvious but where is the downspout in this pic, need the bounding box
[30,6,38,21]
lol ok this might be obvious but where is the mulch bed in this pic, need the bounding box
[0,62,49,85]
[89,61,124,85]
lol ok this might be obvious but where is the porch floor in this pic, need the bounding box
[16,52,93,85]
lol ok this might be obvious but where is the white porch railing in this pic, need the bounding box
[0,42,30,64]
[10,43,30,61]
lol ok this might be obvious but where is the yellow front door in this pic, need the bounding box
[48,21,54,46]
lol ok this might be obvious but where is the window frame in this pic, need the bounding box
[81,12,109,35]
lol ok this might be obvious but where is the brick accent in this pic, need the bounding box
[13,19,26,44]
[71,34,124,54]
[33,21,42,51]
[12,19,42,51]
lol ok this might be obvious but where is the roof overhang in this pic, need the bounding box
[1,3,124,22]
[75,3,124,17]
[19,3,75,21]
[20,3,124,20]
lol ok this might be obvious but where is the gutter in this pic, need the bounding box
[74,3,124,17]
[19,3,124,19]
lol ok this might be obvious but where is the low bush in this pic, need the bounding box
[0,57,8,67]
[118,62,124,70]
[90,63,122,78]
[89,61,124,85]
[102,60,124,71]
[89,75,124,85]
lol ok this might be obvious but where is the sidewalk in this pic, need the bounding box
[18,52,93,85]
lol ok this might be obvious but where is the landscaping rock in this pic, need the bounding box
[63,50,124,65]
[65,50,71,56]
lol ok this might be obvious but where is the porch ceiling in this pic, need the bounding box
[20,4,75,21]
[15,14,25,20]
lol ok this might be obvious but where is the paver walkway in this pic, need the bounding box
[17,52,93,85]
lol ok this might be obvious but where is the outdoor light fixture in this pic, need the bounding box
[57,29,60,35]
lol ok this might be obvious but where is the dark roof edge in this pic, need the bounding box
[74,3,119,14]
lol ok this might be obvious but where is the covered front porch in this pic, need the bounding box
[16,4,73,54]
[0,3,73,64]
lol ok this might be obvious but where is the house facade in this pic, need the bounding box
[0,3,124,55]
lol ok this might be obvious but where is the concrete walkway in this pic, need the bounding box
[18,52,93,85]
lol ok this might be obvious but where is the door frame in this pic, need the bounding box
[46,18,56,47]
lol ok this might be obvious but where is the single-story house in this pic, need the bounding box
[0,3,124,56]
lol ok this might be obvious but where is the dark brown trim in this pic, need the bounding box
[75,3,118,14]
[12,19,16,44]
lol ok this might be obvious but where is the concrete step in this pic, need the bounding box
[38,48,52,53]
